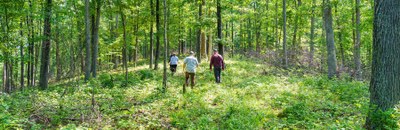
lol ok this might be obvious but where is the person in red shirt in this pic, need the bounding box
[210,49,225,83]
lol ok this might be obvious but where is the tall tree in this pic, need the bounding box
[282,0,288,68]
[19,21,24,89]
[38,0,52,90]
[149,0,154,69]
[162,0,168,91]
[121,8,128,82]
[197,0,204,63]
[217,0,223,56]
[91,0,101,78]
[365,0,400,129]
[323,0,337,79]
[309,0,316,67]
[84,0,91,82]
[154,0,161,70]
[354,0,362,80]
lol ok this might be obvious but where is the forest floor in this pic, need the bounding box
[0,57,370,129]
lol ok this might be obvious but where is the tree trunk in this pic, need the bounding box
[20,21,24,89]
[84,0,91,82]
[162,0,168,92]
[335,5,345,72]
[39,0,52,90]
[149,0,154,69]
[200,32,206,59]
[121,8,128,82]
[217,0,223,56]
[354,0,362,80]
[91,0,101,78]
[247,18,252,52]
[309,0,316,67]
[365,0,400,129]
[282,0,288,68]
[291,0,301,63]
[275,0,279,60]
[197,0,204,63]
[154,0,161,70]
[323,0,337,79]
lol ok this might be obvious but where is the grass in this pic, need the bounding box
[0,57,376,129]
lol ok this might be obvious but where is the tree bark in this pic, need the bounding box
[323,0,337,79]
[149,0,154,69]
[217,0,223,56]
[282,0,288,68]
[39,0,52,90]
[365,0,400,129]
[162,0,168,92]
[154,0,161,70]
[20,20,24,89]
[309,0,316,67]
[197,0,204,63]
[84,0,91,82]
[354,0,362,80]
[121,8,128,82]
[91,0,101,78]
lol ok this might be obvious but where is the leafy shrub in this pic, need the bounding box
[98,74,114,88]
[367,108,399,129]
[138,69,154,80]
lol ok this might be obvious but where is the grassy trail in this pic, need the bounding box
[0,58,369,129]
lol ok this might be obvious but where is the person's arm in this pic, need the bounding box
[183,58,187,72]
[221,56,225,70]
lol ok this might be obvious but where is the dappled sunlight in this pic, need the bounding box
[0,58,371,129]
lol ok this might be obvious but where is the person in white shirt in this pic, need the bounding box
[183,51,199,88]
[169,53,179,75]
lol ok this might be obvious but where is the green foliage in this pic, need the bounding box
[368,108,399,129]
[0,58,381,129]
[98,74,114,88]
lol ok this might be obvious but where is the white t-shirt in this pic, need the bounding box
[170,56,179,65]
[184,56,199,73]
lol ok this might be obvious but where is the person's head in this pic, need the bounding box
[189,51,194,56]
[213,49,218,54]
[172,53,176,56]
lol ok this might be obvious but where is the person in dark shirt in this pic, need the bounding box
[210,49,225,83]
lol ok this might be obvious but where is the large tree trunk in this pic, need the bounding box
[154,0,161,70]
[84,0,91,82]
[323,0,337,79]
[217,0,223,56]
[282,0,288,68]
[121,9,128,82]
[162,0,168,91]
[354,0,362,80]
[365,0,400,129]
[309,0,316,67]
[39,0,52,90]
[91,0,101,78]
[197,0,204,63]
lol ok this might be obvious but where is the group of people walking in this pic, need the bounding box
[168,49,225,88]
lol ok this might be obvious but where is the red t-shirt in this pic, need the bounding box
[210,54,225,69]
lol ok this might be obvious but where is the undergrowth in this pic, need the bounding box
[0,57,395,129]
